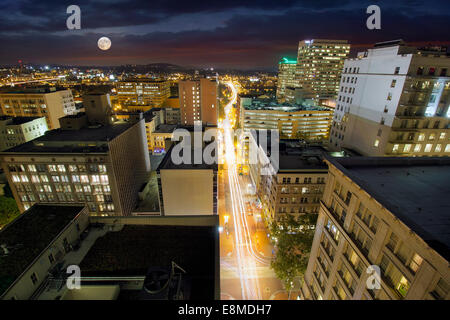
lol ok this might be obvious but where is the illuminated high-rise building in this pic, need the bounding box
[0,112,150,216]
[276,57,297,102]
[179,78,218,126]
[330,40,450,156]
[116,79,170,108]
[296,39,350,101]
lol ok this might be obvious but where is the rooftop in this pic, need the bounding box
[0,204,85,297]
[279,57,297,64]
[242,98,330,112]
[79,224,217,300]
[251,131,328,171]
[0,86,68,94]
[153,124,178,133]
[279,142,328,171]
[0,116,45,125]
[1,121,135,153]
[157,143,218,170]
[329,157,450,261]
[59,112,87,119]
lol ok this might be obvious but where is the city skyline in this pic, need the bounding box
[0,0,449,69]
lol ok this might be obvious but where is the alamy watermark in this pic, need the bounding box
[366,265,381,290]
[366,5,381,30]
[66,5,81,30]
[66,265,81,290]
[170,125,279,175]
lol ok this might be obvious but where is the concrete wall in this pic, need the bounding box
[160,169,215,215]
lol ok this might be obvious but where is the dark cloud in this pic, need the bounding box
[0,0,448,69]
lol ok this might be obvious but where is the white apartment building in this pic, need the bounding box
[330,40,450,156]
[0,87,76,129]
[0,116,48,151]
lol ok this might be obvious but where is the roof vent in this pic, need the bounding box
[1,244,9,255]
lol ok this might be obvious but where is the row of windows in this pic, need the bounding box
[280,196,321,204]
[280,186,323,194]
[8,164,107,173]
[11,174,109,185]
[416,66,447,77]
[20,192,113,203]
[390,143,450,153]
[281,177,325,184]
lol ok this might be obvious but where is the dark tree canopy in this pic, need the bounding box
[270,213,318,290]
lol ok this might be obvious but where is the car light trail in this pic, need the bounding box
[222,80,263,300]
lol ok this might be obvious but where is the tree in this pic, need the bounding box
[270,213,318,291]
[0,196,20,228]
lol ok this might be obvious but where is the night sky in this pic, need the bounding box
[0,0,449,70]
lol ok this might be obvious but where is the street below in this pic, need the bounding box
[218,81,285,300]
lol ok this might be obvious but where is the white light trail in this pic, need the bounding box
[222,81,263,300]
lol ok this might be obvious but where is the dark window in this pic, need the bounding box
[440,68,447,77]
[417,67,424,75]
[428,67,436,76]
[30,273,38,285]
[394,67,400,74]
[345,191,352,205]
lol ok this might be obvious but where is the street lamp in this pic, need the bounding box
[288,276,303,300]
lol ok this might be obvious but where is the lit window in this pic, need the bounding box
[80,175,89,183]
[424,144,432,152]
[403,144,411,152]
[374,139,380,147]
[445,144,450,152]
[414,144,421,153]
[27,165,37,172]
[439,132,446,140]
[429,133,436,140]
[435,144,442,152]
[57,165,66,172]
[90,175,100,184]
[12,174,20,182]
[409,253,423,273]
[418,133,425,141]
[100,175,109,184]
[392,144,399,152]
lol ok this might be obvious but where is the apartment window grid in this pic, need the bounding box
[379,254,411,299]
[8,162,114,213]
[385,231,424,275]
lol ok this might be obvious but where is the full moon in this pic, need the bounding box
[97,37,111,51]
